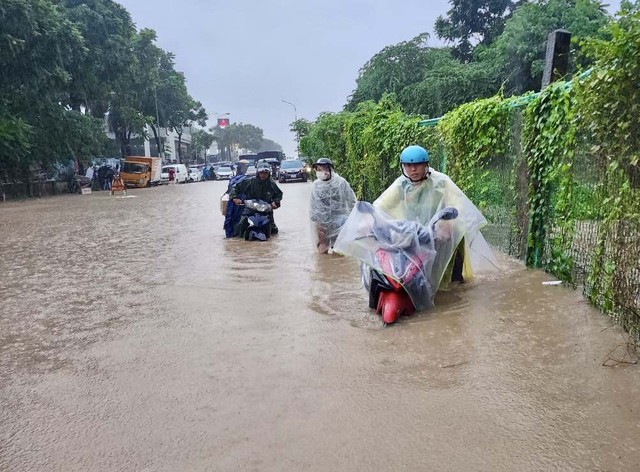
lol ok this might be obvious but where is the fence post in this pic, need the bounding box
[541,29,572,88]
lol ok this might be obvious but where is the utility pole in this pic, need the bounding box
[154,86,163,161]
[282,100,299,158]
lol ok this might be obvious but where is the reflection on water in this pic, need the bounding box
[1,182,640,472]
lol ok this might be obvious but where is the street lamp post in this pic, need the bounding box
[282,100,299,157]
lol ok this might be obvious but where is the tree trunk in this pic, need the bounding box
[125,129,132,157]
[115,129,127,160]
[177,130,183,164]
[150,124,162,158]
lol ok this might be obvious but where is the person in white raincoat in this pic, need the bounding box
[309,158,357,254]
[334,145,497,311]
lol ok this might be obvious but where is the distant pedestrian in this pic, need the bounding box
[168,167,176,185]
[91,166,99,190]
[104,167,114,191]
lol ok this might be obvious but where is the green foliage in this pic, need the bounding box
[346,34,431,110]
[290,118,312,140]
[435,0,517,61]
[347,0,613,122]
[483,0,610,95]
[400,58,500,118]
[300,112,350,163]
[0,0,206,180]
[190,129,215,161]
[54,0,136,114]
[302,95,434,201]
[437,95,512,207]
[0,111,32,181]
[522,82,577,270]
[303,10,640,339]
[577,11,640,320]
[258,138,283,153]
[0,0,107,180]
[108,28,163,158]
[211,123,280,155]
[347,37,501,118]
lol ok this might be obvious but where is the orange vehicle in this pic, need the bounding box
[120,156,162,188]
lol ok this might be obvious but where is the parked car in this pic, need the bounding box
[161,164,188,184]
[278,159,308,183]
[188,166,203,182]
[215,166,234,180]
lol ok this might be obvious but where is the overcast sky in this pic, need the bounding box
[116,0,622,157]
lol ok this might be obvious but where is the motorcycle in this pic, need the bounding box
[236,199,274,241]
[334,201,459,325]
[67,174,92,194]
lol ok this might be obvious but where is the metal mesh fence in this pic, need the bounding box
[461,110,640,340]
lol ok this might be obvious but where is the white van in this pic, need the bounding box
[161,164,189,184]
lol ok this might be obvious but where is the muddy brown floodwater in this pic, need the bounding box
[1,181,640,471]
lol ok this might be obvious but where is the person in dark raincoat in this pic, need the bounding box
[229,162,283,238]
[223,166,251,237]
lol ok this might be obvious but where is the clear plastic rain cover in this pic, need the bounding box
[333,170,498,310]
[309,171,357,250]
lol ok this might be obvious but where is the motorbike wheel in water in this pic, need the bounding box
[367,268,416,325]
[376,289,416,325]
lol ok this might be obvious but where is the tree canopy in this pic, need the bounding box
[482,0,610,94]
[435,0,519,61]
[212,123,282,158]
[0,0,208,180]
[345,0,614,119]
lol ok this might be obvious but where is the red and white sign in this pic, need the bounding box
[217,118,230,129]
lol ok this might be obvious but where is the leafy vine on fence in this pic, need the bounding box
[522,83,577,275]
[577,12,640,332]
[437,95,511,209]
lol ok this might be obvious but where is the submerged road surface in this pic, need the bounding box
[1,180,639,471]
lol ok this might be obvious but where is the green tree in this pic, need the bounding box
[190,128,215,163]
[213,123,265,158]
[435,0,520,61]
[0,0,107,180]
[166,95,207,163]
[346,34,431,110]
[299,112,350,162]
[619,0,640,13]
[54,0,136,116]
[400,52,500,118]
[258,138,283,152]
[482,0,610,95]
[145,51,183,158]
[107,28,162,158]
[346,35,499,117]
[290,118,312,140]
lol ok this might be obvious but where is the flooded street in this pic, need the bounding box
[1,181,640,471]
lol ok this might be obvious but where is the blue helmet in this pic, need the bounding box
[400,145,429,164]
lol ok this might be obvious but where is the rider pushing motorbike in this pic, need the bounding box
[334,145,497,323]
[229,162,283,238]
[372,145,492,289]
